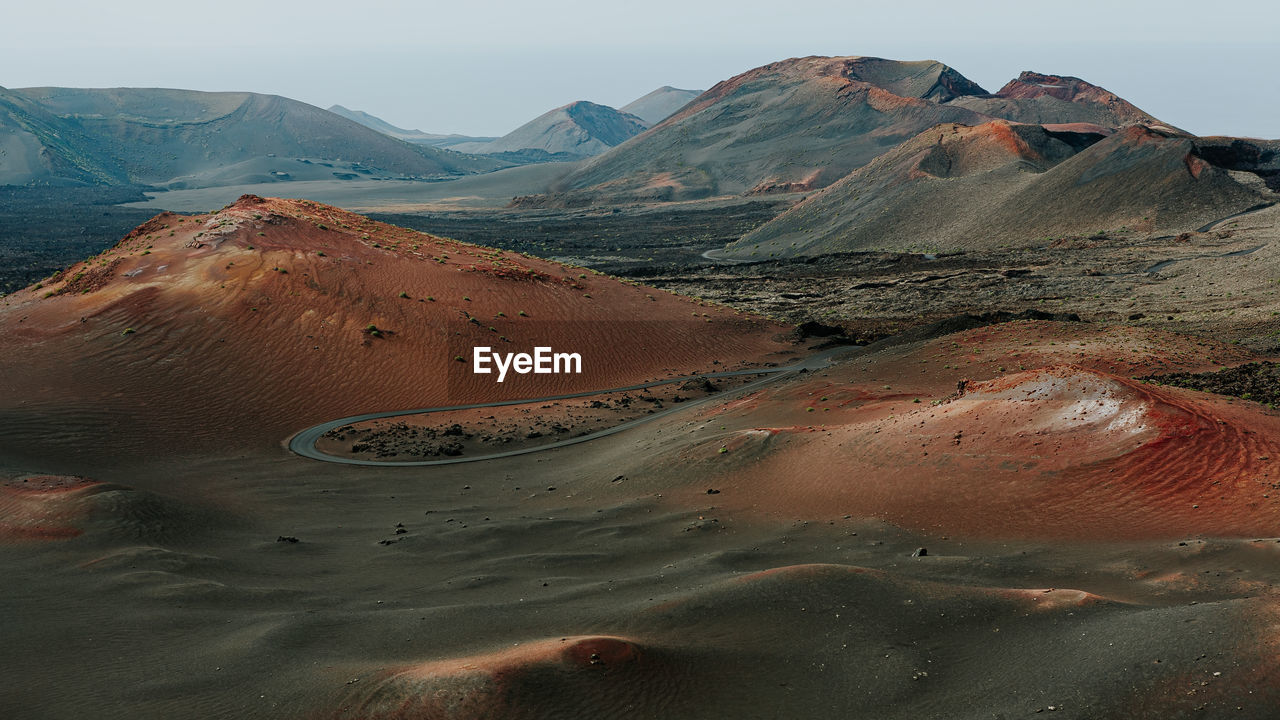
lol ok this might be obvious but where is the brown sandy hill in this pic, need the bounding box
[0,195,795,460]
[727,122,1271,258]
[524,56,993,204]
[948,71,1172,129]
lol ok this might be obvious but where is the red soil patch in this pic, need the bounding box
[908,121,1047,179]
[1185,152,1211,179]
[863,84,926,113]
[1040,122,1113,136]
[336,635,674,720]
[0,475,101,540]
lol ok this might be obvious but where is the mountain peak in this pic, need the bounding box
[620,87,703,125]
[751,56,987,101]
[451,101,648,158]
[994,71,1166,127]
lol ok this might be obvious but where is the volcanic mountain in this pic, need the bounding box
[528,56,993,204]
[947,71,1172,129]
[326,104,495,149]
[725,121,1273,258]
[620,86,702,125]
[0,195,794,461]
[449,101,649,159]
[0,88,501,188]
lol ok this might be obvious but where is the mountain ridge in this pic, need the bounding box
[1,88,502,188]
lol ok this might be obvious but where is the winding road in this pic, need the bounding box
[288,345,857,467]
[1195,201,1276,233]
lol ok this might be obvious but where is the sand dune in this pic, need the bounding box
[338,635,675,720]
[0,474,194,543]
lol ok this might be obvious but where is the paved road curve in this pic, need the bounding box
[288,345,856,467]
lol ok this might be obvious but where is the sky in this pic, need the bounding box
[4,0,1278,138]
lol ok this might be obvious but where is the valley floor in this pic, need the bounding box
[4,317,1280,719]
[3,193,1280,719]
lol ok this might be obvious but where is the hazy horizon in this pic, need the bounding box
[6,0,1277,138]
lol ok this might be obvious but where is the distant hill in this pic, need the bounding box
[620,86,702,125]
[326,105,495,149]
[0,86,129,186]
[531,56,994,204]
[724,122,1271,258]
[450,101,649,158]
[947,72,1174,130]
[0,88,502,188]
